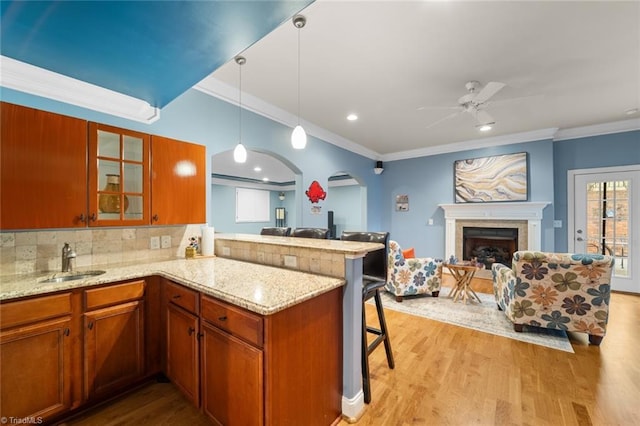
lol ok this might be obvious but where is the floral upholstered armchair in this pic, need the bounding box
[385,240,443,302]
[492,251,614,345]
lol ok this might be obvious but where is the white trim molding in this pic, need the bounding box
[0,56,160,124]
[439,202,551,258]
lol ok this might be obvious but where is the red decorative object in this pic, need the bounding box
[305,180,326,203]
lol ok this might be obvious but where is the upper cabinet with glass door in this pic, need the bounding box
[88,123,150,226]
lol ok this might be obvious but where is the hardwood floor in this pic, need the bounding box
[61,276,640,426]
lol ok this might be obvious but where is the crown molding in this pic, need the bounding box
[381,128,559,162]
[194,77,380,160]
[0,56,160,124]
[553,118,640,141]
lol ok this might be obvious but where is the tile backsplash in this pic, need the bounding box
[0,224,203,276]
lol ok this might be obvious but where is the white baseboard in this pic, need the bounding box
[341,391,365,423]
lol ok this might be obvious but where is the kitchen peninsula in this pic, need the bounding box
[0,234,382,424]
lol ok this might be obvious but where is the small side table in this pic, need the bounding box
[444,262,483,304]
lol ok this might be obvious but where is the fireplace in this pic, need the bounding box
[439,201,550,278]
[462,227,518,269]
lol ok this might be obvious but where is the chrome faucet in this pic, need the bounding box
[62,242,76,272]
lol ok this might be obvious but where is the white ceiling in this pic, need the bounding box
[201,0,640,162]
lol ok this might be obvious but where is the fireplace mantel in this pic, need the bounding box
[439,202,551,259]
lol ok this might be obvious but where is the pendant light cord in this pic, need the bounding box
[297,27,301,126]
[239,59,242,142]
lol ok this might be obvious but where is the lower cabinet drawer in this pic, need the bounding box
[85,279,145,310]
[165,281,199,314]
[0,292,72,329]
[201,296,263,348]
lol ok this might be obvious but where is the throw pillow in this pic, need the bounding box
[402,248,415,259]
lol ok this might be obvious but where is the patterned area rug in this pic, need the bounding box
[375,287,574,353]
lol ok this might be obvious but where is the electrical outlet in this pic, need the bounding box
[161,235,171,248]
[284,255,297,268]
[150,236,160,250]
[428,218,434,226]
[553,220,562,228]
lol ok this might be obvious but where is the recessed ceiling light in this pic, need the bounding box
[346,114,358,121]
[478,124,492,132]
[262,177,269,182]
[625,108,638,115]
[254,166,262,172]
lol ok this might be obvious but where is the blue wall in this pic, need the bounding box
[380,140,556,258]
[553,130,640,251]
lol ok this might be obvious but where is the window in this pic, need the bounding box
[235,188,270,223]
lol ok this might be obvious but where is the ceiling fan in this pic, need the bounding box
[425,80,506,131]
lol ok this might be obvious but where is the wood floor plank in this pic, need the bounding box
[60,275,639,425]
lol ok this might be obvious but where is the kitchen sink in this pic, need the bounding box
[39,270,106,283]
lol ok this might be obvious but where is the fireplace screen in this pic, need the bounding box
[462,227,518,269]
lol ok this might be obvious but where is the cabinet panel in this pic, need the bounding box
[88,122,150,226]
[151,135,206,225]
[0,316,72,421]
[0,102,87,229]
[201,322,263,426]
[84,300,145,399]
[166,303,199,406]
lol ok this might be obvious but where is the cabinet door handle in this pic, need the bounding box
[78,213,87,223]
[172,294,181,299]
[197,332,204,339]
[89,213,97,222]
[188,327,195,336]
[64,328,70,337]
[152,214,159,222]
[218,316,227,322]
[87,322,94,330]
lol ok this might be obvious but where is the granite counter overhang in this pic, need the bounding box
[0,257,345,315]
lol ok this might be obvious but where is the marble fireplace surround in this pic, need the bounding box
[439,202,551,277]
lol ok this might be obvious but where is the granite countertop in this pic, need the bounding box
[0,257,345,315]
[215,233,384,254]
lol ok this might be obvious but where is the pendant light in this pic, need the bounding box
[291,15,307,150]
[233,55,248,163]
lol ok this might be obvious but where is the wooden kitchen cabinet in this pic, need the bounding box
[83,280,146,399]
[151,135,206,225]
[165,281,200,406]
[201,320,264,426]
[88,122,150,227]
[0,292,74,421]
[0,102,88,229]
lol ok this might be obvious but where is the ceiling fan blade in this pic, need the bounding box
[473,82,506,104]
[425,110,461,129]
[475,109,495,125]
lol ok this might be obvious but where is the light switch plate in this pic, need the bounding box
[428,218,434,225]
[150,236,160,250]
[161,235,171,248]
[553,220,562,228]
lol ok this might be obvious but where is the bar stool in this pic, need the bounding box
[260,227,291,236]
[290,227,330,239]
[341,231,394,404]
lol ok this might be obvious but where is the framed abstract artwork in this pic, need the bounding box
[454,152,528,203]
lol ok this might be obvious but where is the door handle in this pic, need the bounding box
[577,229,583,234]
[577,237,584,241]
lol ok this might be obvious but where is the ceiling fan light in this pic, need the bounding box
[233,142,247,163]
[478,124,493,132]
[291,125,307,149]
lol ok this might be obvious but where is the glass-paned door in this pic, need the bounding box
[572,168,640,293]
